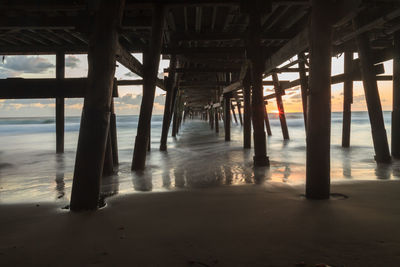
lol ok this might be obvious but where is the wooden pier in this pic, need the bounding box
[1,0,400,209]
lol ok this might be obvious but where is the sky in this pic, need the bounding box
[0,53,394,117]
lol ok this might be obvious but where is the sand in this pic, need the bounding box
[1,180,399,267]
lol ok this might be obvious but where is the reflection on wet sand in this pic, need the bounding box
[375,163,391,180]
[341,150,352,178]
[132,170,153,191]
[2,119,400,204]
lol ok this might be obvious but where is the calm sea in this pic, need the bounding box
[0,112,399,204]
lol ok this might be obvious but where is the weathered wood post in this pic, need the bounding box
[110,99,119,166]
[103,130,114,176]
[272,72,289,140]
[103,90,117,176]
[224,93,231,141]
[231,103,238,124]
[243,73,251,148]
[354,18,391,163]
[342,52,353,148]
[264,102,272,136]
[160,56,177,151]
[247,1,269,166]
[70,0,125,210]
[306,0,333,199]
[392,31,400,158]
[298,53,308,132]
[172,103,179,137]
[235,96,243,125]
[56,51,65,153]
[210,107,214,130]
[132,4,166,170]
[215,108,219,133]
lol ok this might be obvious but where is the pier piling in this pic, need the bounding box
[132,5,165,170]
[392,31,400,158]
[224,93,231,141]
[160,56,177,151]
[70,0,125,210]
[243,74,252,149]
[56,52,65,154]
[272,72,289,140]
[354,17,391,163]
[342,52,353,148]
[247,1,269,166]
[306,0,333,199]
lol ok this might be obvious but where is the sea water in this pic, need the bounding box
[0,112,399,204]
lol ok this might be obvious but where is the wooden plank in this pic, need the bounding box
[164,67,240,73]
[0,78,118,99]
[264,28,309,74]
[116,79,143,86]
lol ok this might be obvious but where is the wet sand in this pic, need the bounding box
[1,180,400,266]
[1,118,400,266]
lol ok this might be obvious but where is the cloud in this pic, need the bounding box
[154,94,166,105]
[289,93,301,99]
[124,72,139,78]
[116,93,143,105]
[1,56,54,73]
[0,68,19,78]
[353,94,365,102]
[65,56,80,68]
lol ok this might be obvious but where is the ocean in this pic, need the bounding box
[0,111,399,204]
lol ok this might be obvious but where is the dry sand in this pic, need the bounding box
[1,180,400,267]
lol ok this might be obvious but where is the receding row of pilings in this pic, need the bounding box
[66,0,400,210]
[197,0,399,200]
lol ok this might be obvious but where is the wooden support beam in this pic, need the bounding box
[132,5,166,170]
[103,129,115,176]
[224,93,231,141]
[393,31,400,158]
[215,108,219,133]
[116,43,165,90]
[247,0,269,166]
[235,96,243,126]
[264,28,309,74]
[306,0,333,200]
[116,79,143,86]
[298,53,308,132]
[70,0,125,211]
[163,47,246,55]
[231,102,238,124]
[263,62,387,101]
[210,107,214,130]
[180,81,229,87]
[55,51,65,154]
[243,74,251,148]
[264,103,272,136]
[110,100,119,166]
[342,52,353,148]
[272,72,289,140]
[164,67,240,73]
[354,17,391,163]
[160,56,177,151]
[0,78,118,99]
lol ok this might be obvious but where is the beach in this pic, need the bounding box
[1,113,400,266]
[1,181,399,266]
